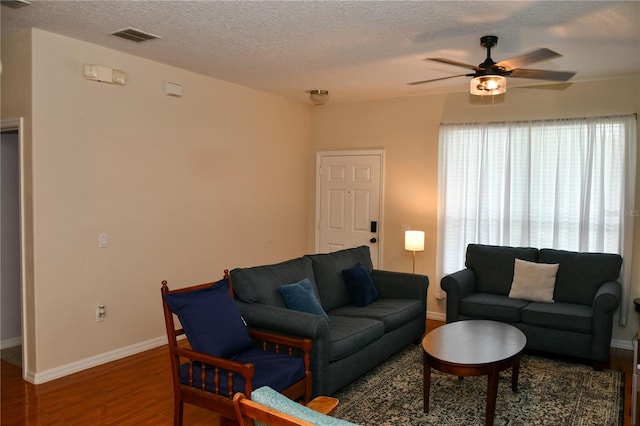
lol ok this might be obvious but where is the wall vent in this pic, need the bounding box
[110,27,161,43]
[1,0,31,9]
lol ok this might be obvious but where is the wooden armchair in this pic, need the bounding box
[233,388,343,426]
[161,271,312,426]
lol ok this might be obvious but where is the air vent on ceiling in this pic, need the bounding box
[1,0,31,9]
[110,27,161,43]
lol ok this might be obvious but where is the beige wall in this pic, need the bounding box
[310,75,640,344]
[3,29,312,377]
[1,30,36,371]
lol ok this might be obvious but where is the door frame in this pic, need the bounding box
[315,149,385,268]
[1,117,27,378]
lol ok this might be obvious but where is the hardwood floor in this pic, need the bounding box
[1,320,635,425]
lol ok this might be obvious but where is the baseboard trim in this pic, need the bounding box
[1,336,22,349]
[28,336,168,384]
[611,337,633,351]
[23,319,633,385]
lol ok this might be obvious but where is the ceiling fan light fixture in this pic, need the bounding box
[470,75,507,96]
[307,89,329,106]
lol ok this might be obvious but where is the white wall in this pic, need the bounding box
[0,29,34,370]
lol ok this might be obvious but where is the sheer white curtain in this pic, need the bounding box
[436,115,636,326]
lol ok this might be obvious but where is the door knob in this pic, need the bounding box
[370,238,377,243]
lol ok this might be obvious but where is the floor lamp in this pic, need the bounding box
[404,230,425,274]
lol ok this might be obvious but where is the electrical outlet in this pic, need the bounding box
[96,305,106,322]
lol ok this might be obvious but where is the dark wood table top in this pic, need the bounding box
[422,320,526,365]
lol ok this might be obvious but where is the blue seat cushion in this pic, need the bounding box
[325,315,384,361]
[329,299,422,332]
[521,302,592,333]
[178,347,306,395]
[164,279,252,358]
[342,263,378,307]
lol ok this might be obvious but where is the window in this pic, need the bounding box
[437,115,636,325]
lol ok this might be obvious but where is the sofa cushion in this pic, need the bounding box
[329,299,422,332]
[325,315,384,361]
[307,246,375,311]
[508,259,559,303]
[466,244,539,295]
[342,263,378,307]
[279,278,329,320]
[231,257,316,307]
[164,279,252,358]
[460,293,530,322]
[538,249,622,305]
[521,302,592,333]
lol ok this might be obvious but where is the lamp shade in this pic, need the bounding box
[404,230,425,251]
[470,75,506,96]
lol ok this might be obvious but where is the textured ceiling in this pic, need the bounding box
[2,0,639,104]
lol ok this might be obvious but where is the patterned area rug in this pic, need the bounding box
[333,345,623,426]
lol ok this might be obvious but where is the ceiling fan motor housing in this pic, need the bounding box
[480,35,498,49]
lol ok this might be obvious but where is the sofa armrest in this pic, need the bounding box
[592,280,622,313]
[370,269,429,300]
[590,280,622,362]
[236,300,329,339]
[441,268,476,323]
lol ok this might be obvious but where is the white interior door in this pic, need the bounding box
[316,150,384,268]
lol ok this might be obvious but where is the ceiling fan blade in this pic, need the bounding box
[509,68,576,81]
[516,82,573,91]
[426,58,483,71]
[407,74,469,86]
[496,48,562,71]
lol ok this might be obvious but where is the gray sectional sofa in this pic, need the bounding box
[442,244,622,367]
[230,246,429,396]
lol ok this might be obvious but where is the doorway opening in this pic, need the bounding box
[1,119,24,373]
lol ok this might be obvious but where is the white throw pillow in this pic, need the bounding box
[508,259,559,303]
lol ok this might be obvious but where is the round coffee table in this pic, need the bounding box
[422,320,526,426]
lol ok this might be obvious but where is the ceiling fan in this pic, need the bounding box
[408,35,576,95]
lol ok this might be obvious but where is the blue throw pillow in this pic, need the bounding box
[279,278,329,320]
[342,263,378,307]
[164,279,252,358]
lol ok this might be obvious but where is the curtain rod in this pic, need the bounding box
[441,114,637,126]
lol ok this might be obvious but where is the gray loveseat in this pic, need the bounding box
[230,246,429,396]
[442,244,622,367]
